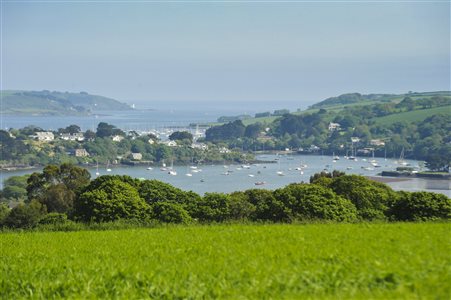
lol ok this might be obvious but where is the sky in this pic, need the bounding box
[2,0,450,107]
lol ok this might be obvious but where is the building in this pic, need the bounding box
[161,140,177,147]
[74,149,89,157]
[328,122,341,131]
[131,153,143,160]
[191,143,208,150]
[370,139,386,147]
[112,135,124,142]
[35,132,54,141]
[219,147,231,154]
[60,133,85,142]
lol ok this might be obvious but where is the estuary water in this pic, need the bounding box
[2,154,449,196]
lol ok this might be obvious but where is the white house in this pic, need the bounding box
[191,143,208,150]
[74,149,89,157]
[328,122,341,131]
[112,135,124,142]
[219,147,231,154]
[161,140,177,147]
[35,132,54,141]
[60,133,85,142]
[131,153,143,160]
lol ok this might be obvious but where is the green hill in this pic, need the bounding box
[311,91,451,109]
[374,105,451,125]
[0,90,132,115]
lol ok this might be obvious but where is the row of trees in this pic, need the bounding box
[0,164,449,229]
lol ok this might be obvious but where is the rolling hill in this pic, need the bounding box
[0,90,132,115]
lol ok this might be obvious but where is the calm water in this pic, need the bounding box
[0,100,307,131]
[2,154,449,196]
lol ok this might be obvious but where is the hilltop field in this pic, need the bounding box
[1,223,450,299]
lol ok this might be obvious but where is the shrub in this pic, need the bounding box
[389,191,451,221]
[329,175,397,220]
[151,202,192,224]
[75,179,149,222]
[245,189,289,222]
[38,212,69,225]
[138,179,201,215]
[193,193,231,222]
[3,200,46,229]
[274,183,357,222]
[228,191,256,221]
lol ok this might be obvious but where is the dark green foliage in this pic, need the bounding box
[193,193,231,222]
[42,184,76,214]
[274,184,357,222]
[169,131,193,143]
[389,191,451,221]
[0,130,29,161]
[38,213,69,225]
[151,202,192,224]
[245,189,288,222]
[205,120,246,141]
[75,179,148,222]
[244,123,263,139]
[27,164,90,214]
[3,200,46,228]
[329,175,396,220]
[228,192,256,220]
[0,203,10,225]
[96,122,124,138]
[138,179,201,215]
[309,170,345,184]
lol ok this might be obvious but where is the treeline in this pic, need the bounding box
[0,123,247,167]
[204,101,450,171]
[0,164,449,230]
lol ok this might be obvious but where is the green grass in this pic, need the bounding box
[1,223,450,299]
[373,105,451,125]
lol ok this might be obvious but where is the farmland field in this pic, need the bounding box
[1,223,450,299]
[374,105,451,125]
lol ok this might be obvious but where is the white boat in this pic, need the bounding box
[185,173,193,177]
[168,159,177,175]
[147,166,153,170]
[106,161,112,172]
[254,181,266,186]
[248,174,255,177]
[276,171,285,176]
[95,162,100,176]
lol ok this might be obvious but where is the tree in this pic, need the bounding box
[245,189,288,222]
[389,191,451,221]
[151,202,192,224]
[96,122,124,138]
[75,179,148,222]
[329,175,397,220]
[244,123,262,139]
[169,131,193,143]
[2,200,46,228]
[26,164,91,214]
[274,184,357,222]
[193,193,231,222]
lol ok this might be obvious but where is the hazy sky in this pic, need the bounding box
[2,1,450,106]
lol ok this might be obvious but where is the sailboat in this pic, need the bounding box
[332,152,340,162]
[168,159,177,175]
[160,160,167,171]
[95,162,100,176]
[276,159,285,176]
[106,161,112,172]
[185,164,193,177]
[397,147,408,166]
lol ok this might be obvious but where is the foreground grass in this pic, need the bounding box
[1,223,450,299]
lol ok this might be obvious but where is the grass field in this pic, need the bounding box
[374,105,451,125]
[1,223,450,299]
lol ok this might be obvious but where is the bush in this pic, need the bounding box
[3,200,46,229]
[75,179,149,222]
[389,191,451,221]
[329,175,397,220]
[38,212,69,225]
[274,183,357,222]
[193,193,231,222]
[228,191,256,221]
[151,202,192,224]
[138,179,201,215]
[245,189,288,222]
